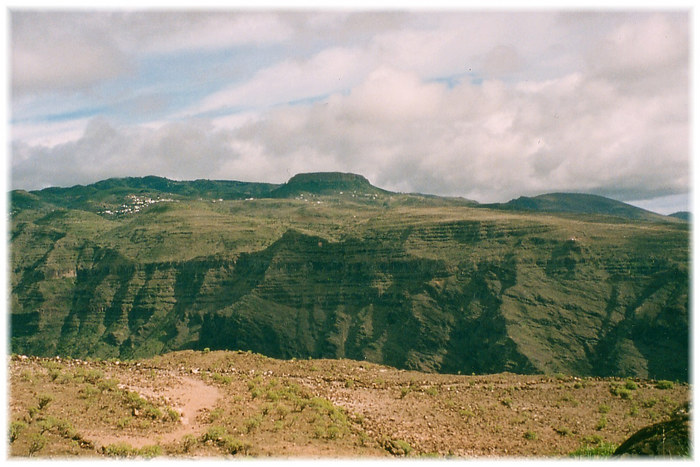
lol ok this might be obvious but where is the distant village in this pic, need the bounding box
[100,194,175,216]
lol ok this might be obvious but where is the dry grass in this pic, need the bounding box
[8,350,690,458]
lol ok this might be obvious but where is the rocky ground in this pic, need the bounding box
[7,350,691,459]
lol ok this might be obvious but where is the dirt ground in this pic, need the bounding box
[7,350,691,458]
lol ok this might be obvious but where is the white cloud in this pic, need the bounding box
[187,46,369,116]
[9,11,690,207]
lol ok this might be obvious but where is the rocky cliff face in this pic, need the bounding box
[9,175,689,381]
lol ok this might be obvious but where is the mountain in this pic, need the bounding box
[10,176,279,215]
[269,172,389,198]
[668,211,691,221]
[9,173,690,381]
[486,193,672,222]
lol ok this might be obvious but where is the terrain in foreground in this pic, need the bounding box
[8,350,690,459]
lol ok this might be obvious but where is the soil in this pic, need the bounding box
[7,350,691,459]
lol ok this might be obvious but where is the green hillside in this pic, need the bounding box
[486,193,672,222]
[9,174,690,381]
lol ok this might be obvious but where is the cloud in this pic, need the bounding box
[11,11,131,95]
[13,55,688,205]
[9,11,690,208]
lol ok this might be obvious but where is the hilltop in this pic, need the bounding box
[269,172,390,198]
[9,173,690,382]
[486,193,672,222]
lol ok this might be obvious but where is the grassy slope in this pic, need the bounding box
[9,180,690,381]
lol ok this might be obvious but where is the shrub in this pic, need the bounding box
[116,417,132,429]
[79,385,100,399]
[382,437,413,456]
[124,391,147,409]
[399,386,411,399]
[202,426,227,443]
[180,434,197,453]
[570,442,617,458]
[98,378,119,392]
[9,420,27,443]
[28,433,46,456]
[656,380,674,390]
[524,430,538,440]
[221,435,249,455]
[276,403,291,419]
[618,388,632,400]
[102,442,162,458]
[595,415,608,430]
[138,445,162,458]
[582,434,603,445]
[244,415,262,433]
[598,404,610,414]
[208,408,224,423]
[143,405,163,420]
[166,408,181,422]
[642,398,658,408]
[211,372,232,385]
[554,426,571,436]
[37,393,53,410]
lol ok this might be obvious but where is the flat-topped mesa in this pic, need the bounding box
[270,172,389,198]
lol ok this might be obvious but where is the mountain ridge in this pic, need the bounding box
[10,172,689,381]
[10,172,682,221]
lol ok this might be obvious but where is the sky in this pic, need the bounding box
[7,7,692,214]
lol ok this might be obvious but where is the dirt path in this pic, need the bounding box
[85,373,222,449]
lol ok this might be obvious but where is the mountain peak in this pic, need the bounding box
[271,172,388,197]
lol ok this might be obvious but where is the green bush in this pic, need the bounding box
[618,388,632,399]
[166,408,181,422]
[656,380,674,390]
[624,380,638,390]
[28,433,46,456]
[37,393,53,410]
[570,442,617,458]
[9,420,27,443]
[221,435,249,455]
[116,417,132,429]
[244,414,262,433]
[595,415,608,430]
[598,404,610,414]
[524,430,538,440]
[383,437,413,456]
[202,426,227,443]
[143,405,162,420]
[102,442,162,458]
[180,434,197,453]
[211,372,232,385]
